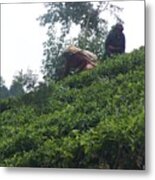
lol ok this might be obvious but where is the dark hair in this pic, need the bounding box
[115,23,124,31]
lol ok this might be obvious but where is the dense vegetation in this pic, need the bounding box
[0,47,145,169]
[0,69,38,99]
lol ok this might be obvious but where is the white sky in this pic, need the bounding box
[1,0,145,88]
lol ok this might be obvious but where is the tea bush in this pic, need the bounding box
[0,47,145,169]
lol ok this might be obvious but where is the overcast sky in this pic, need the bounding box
[1,0,145,88]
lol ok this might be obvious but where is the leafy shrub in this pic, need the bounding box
[0,47,145,169]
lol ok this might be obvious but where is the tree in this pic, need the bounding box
[0,76,10,99]
[9,69,38,97]
[9,70,25,97]
[23,69,38,92]
[9,81,25,97]
[0,76,5,87]
[38,1,123,80]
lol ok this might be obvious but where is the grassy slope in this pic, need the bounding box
[0,47,145,169]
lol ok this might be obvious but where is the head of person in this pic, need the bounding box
[115,23,124,33]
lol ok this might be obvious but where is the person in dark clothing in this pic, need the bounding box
[104,23,126,58]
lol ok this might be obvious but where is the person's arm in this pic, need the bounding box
[105,32,118,55]
[75,53,87,72]
[108,45,118,50]
[122,34,126,53]
[120,33,125,53]
[105,33,112,51]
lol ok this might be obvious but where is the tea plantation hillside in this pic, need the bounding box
[0,47,145,169]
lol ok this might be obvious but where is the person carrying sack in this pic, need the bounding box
[63,45,98,76]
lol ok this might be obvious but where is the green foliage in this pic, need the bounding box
[0,47,145,169]
[9,81,25,97]
[0,69,39,100]
[0,86,10,99]
[10,69,38,94]
[0,76,10,99]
